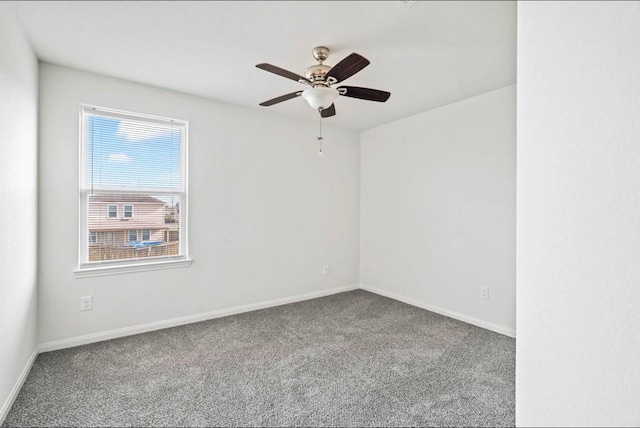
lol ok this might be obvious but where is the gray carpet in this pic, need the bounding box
[3,290,515,427]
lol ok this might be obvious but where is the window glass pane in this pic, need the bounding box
[86,193,181,262]
[124,205,133,218]
[108,205,117,218]
[86,115,181,190]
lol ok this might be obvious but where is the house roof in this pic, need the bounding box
[89,195,166,204]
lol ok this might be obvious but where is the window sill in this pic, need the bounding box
[74,258,192,278]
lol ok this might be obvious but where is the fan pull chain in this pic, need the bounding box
[318,113,323,155]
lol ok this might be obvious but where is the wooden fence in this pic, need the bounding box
[88,242,180,262]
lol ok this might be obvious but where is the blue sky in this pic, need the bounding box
[87,115,182,191]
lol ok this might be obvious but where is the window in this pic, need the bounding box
[76,105,190,277]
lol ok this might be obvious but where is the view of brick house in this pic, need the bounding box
[88,194,179,261]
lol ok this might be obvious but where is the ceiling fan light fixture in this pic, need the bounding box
[256,47,390,118]
[302,87,339,110]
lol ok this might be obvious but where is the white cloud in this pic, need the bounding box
[117,120,177,142]
[108,153,133,163]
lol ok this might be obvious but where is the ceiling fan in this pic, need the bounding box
[256,46,391,118]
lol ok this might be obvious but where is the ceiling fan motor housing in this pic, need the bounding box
[305,64,331,82]
[306,46,332,82]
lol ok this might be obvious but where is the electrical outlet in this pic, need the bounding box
[322,265,329,275]
[80,295,93,311]
[480,287,489,300]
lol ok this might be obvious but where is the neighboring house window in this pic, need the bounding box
[77,105,189,276]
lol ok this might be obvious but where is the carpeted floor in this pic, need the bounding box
[3,290,515,427]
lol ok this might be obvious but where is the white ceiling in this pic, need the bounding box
[8,1,516,131]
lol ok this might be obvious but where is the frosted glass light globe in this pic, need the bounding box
[302,87,339,110]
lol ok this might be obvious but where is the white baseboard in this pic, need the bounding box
[359,283,516,338]
[39,284,360,353]
[0,347,38,425]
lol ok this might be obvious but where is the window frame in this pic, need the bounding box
[108,204,117,218]
[75,105,191,278]
[123,205,133,218]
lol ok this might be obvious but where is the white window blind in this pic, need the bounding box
[77,105,189,275]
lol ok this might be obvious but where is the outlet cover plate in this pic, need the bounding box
[80,295,93,311]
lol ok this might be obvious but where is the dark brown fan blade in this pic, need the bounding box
[338,86,391,102]
[256,63,309,84]
[259,91,302,106]
[320,104,336,118]
[325,53,370,83]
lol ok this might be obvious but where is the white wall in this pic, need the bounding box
[360,85,516,336]
[38,64,360,345]
[0,5,39,422]
[517,2,640,426]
